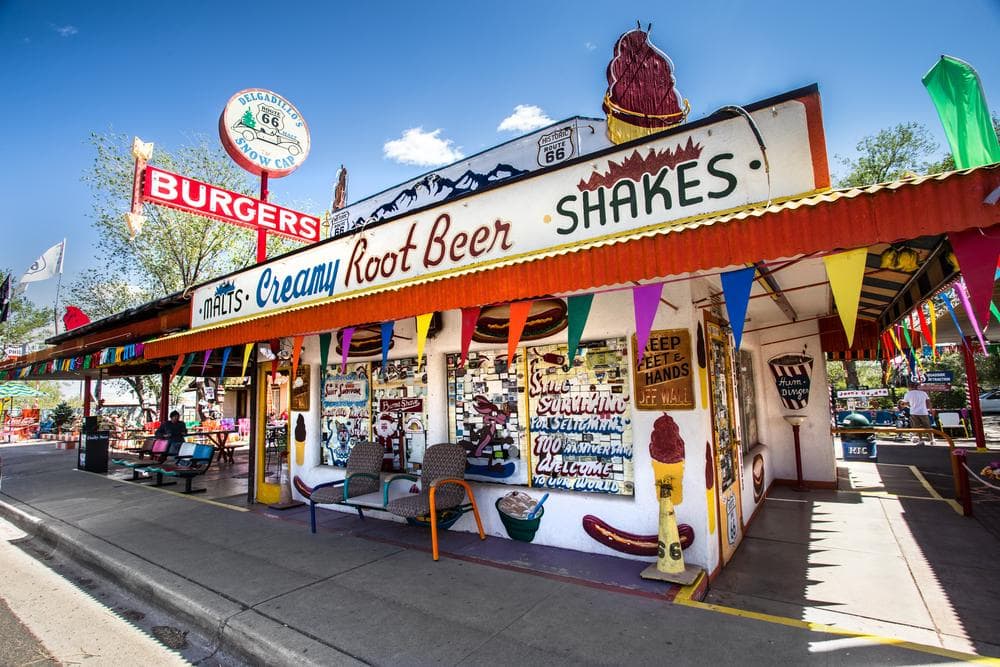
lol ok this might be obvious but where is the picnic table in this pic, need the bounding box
[190,428,239,463]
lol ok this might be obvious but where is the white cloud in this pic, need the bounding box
[584,41,597,51]
[383,127,463,166]
[497,105,554,132]
[52,24,78,37]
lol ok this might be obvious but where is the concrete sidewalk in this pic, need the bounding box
[0,443,993,665]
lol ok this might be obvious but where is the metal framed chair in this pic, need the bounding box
[309,441,383,533]
[382,443,486,560]
[936,411,968,438]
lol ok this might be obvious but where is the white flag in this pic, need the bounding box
[20,240,65,284]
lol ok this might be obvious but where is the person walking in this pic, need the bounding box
[902,381,933,444]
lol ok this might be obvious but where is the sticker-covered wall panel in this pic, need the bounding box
[447,351,528,484]
[526,339,633,495]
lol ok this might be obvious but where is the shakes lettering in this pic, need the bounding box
[553,139,743,235]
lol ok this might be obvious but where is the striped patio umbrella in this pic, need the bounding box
[0,382,46,398]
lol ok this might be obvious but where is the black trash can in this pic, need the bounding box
[78,430,110,474]
[841,412,877,461]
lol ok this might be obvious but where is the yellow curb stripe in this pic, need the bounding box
[675,574,997,664]
[908,465,964,515]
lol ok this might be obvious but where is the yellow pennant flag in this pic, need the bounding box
[240,343,254,379]
[823,247,868,346]
[415,313,434,368]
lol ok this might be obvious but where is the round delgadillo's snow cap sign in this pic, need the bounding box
[219,88,310,178]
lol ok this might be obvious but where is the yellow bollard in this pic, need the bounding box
[657,482,685,575]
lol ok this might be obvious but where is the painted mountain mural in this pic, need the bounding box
[352,163,529,230]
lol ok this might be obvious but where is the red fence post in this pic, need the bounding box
[951,448,973,517]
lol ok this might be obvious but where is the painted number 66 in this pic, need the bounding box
[260,113,280,128]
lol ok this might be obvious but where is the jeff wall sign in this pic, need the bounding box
[191,86,826,329]
[219,88,311,177]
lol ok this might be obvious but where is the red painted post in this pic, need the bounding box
[256,171,270,263]
[951,448,973,517]
[159,370,170,423]
[83,376,92,418]
[961,340,986,449]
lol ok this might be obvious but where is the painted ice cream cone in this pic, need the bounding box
[294,414,306,467]
[603,25,689,145]
[650,413,685,505]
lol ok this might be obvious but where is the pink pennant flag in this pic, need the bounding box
[507,302,533,365]
[956,280,989,355]
[340,327,355,373]
[460,307,480,366]
[949,225,1000,326]
[632,283,663,364]
[200,349,212,376]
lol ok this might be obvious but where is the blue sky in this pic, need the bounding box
[2,0,998,315]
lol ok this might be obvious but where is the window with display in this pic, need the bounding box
[371,357,428,472]
[320,363,371,466]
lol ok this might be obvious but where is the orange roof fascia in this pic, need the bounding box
[144,166,1000,360]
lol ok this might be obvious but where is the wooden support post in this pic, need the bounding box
[83,376,92,418]
[160,370,170,423]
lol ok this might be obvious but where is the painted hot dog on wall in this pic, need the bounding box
[582,514,693,556]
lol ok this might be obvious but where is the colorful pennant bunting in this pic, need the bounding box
[507,301,533,365]
[178,352,195,379]
[169,355,184,382]
[380,322,393,369]
[200,349,212,376]
[823,247,868,346]
[340,328,354,373]
[460,307,480,367]
[240,343,254,379]
[632,283,663,365]
[940,294,966,341]
[415,314,433,368]
[956,281,988,355]
[948,225,1000,327]
[219,346,232,379]
[291,335,304,380]
[720,267,756,350]
[319,332,332,371]
[567,294,594,363]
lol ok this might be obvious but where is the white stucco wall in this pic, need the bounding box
[282,281,802,574]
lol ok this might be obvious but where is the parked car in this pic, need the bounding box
[979,389,1000,413]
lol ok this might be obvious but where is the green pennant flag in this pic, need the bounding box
[991,301,1000,326]
[178,352,195,379]
[923,56,1000,169]
[566,294,594,363]
[319,332,332,372]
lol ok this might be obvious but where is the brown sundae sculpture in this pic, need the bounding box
[650,413,685,505]
[603,23,689,145]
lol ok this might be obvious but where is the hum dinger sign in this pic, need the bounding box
[191,86,827,329]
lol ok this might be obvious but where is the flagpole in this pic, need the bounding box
[52,239,65,335]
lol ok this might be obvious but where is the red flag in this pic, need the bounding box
[507,302,533,364]
[460,307,480,366]
[63,305,91,330]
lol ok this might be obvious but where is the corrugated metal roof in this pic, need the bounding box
[143,164,1000,359]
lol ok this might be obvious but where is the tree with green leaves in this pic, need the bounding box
[241,109,256,129]
[50,400,75,433]
[836,122,940,187]
[0,272,51,349]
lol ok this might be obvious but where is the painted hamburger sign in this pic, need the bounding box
[219,88,310,177]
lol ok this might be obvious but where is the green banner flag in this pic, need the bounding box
[566,294,594,363]
[319,332,332,372]
[923,55,1000,169]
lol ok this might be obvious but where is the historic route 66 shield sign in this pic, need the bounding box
[536,127,575,167]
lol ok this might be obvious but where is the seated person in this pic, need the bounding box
[155,410,188,455]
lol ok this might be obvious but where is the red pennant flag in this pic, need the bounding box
[949,224,1000,326]
[507,301,533,364]
[290,335,304,383]
[62,305,91,331]
[168,355,184,382]
[460,307,480,366]
[916,308,932,353]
